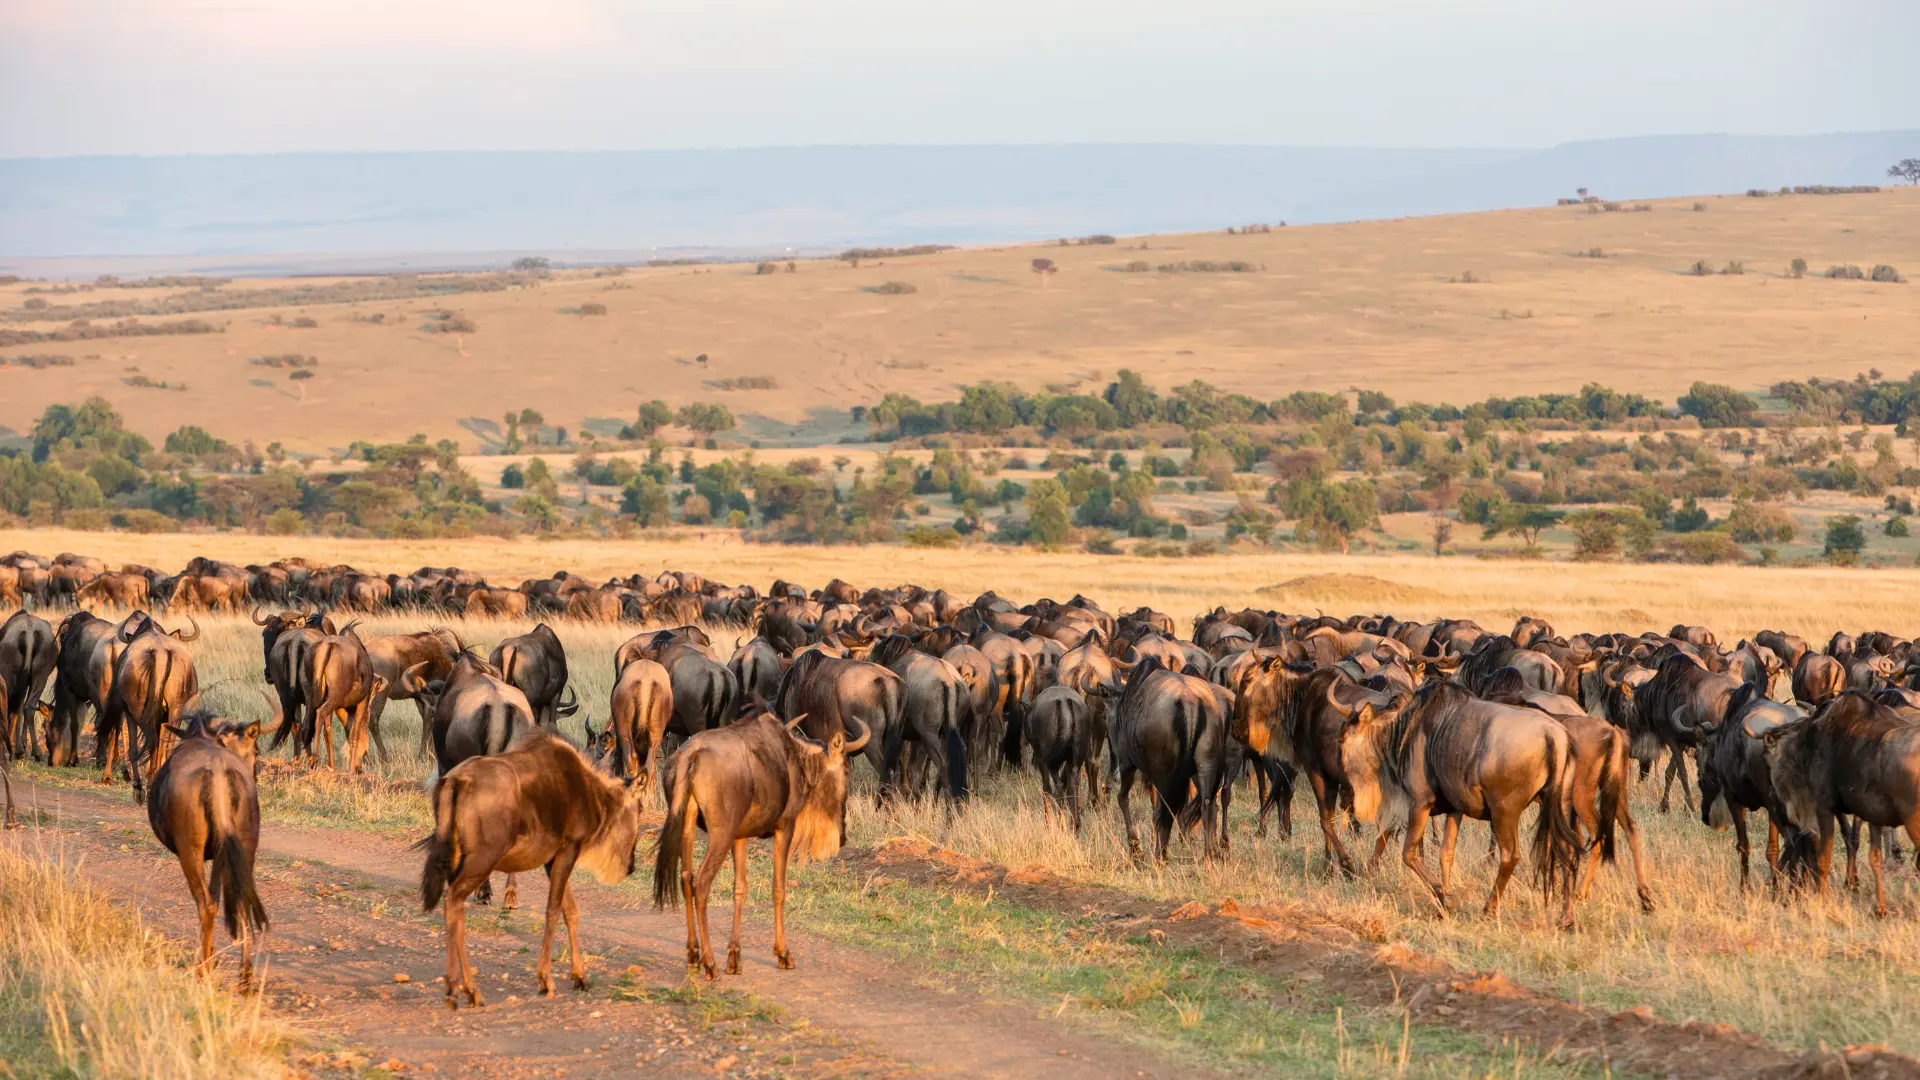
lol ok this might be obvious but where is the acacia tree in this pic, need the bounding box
[1889,159,1920,186]
[676,402,736,440]
[1031,258,1058,287]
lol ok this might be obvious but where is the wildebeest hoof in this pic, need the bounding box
[701,962,718,981]
[538,975,554,996]
[776,951,794,970]
[726,947,741,975]
[1638,891,1656,914]
[572,973,590,991]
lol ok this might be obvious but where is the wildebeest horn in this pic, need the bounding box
[250,603,269,626]
[172,612,201,642]
[401,661,432,695]
[841,716,871,754]
[784,712,808,731]
[556,686,581,717]
[259,689,285,734]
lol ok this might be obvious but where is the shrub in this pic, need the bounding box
[1670,531,1745,564]
[1677,381,1756,427]
[1826,265,1866,280]
[1692,202,1707,212]
[116,508,173,534]
[578,301,608,315]
[264,508,305,535]
[1689,261,1712,276]
[871,281,917,294]
[500,464,526,489]
[1824,514,1867,564]
[1719,261,1744,276]
[1789,257,1807,278]
[23,297,47,310]
[1886,515,1909,537]
[1122,260,1151,273]
[903,525,963,548]
[1871,265,1904,283]
[290,316,318,328]
[755,262,778,275]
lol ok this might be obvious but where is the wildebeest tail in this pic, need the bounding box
[1596,732,1628,865]
[134,649,169,767]
[1530,732,1580,896]
[203,775,268,937]
[418,774,463,912]
[945,686,970,800]
[653,751,697,908]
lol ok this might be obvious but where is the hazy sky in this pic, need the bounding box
[3,0,1914,157]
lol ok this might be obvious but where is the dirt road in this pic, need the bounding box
[6,782,1201,1080]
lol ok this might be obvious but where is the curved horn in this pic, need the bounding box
[259,688,285,736]
[400,661,432,695]
[250,603,269,626]
[555,685,581,717]
[173,612,202,642]
[841,716,871,755]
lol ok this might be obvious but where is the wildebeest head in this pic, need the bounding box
[784,711,871,863]
[167,709,262,770]
[1334,681,1415,827]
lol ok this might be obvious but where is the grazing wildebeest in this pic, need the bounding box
[1340,681,1579,925]
[1754,630,1810,673]
[45,611,125,767]
[465,585,531,619]
[491,624,576,728]
[1025,684,1091,830]
[420,729,645,1007]
[146,711,268,985]
[773,651,901,793]
[102,615,201,803]
[1110,657,1229,863]
[869,635,969,802]
[728,637,785,705]
[1761,692,1920,916]
[607,656,671,790]
[1634,653,1744,812]
[0,609,55,758]
[1694,682,1805,891]
[653,708,869,979]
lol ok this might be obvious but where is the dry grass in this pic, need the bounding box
[0,838,293,1079]
[3,189,1918,451]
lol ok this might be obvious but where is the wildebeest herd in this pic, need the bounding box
[3,548,1919,1010]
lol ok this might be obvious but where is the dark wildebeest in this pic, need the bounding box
[653,707,869,979]
[1694,682,1805,891]
[973,630,1036,764]
[146,711,268,985]
[302,626,386,772]
[1238,661,1386,875]
[1340,681,1579,925]
[102,614,202,803]
[260,608,333,757]
[420,729,645,1007]
[1483,669,1654,912]
[728,637,785,705]
[607,656,671,791]
[1110,657,1229,863]
[1729,641,1784,697]
[1,674,51,826]
[1761,692,1920,916]
[1634,653,1744,812]
[1057,634,1128,803]
[868,635,970,802]
[1754,630,1810,673]
[46,611,125,767]
[1792,652,1846,708]
[0,609,55,759]
[773,651,901,795]
[1026,685,1091,831]
[491,624,577,728]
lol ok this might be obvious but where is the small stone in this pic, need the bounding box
[393,973,411,983]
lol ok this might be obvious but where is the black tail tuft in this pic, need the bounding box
[653,777,688,909]
[945,725,969,801]
[213,834,269,937]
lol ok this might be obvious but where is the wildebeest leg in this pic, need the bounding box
[727,837,749,975]
[176,844,216,978]
[1618,804,1654,913]
[558,885,587,990]
[688,831,730,979]
[1308,771,1359,877]
[771,827,795,969]
[414,698,435,757]
[1151,783,1175,862]
[1065,757,1082,834]
[1252,761,1270,838]
[1117,767,1143,863]
[442,888,482,1008]
[1841,815,1861,892]
[1215,770,1230,857]
[1764,813,1784,893]
[1483,810,1522,919]
[1400,803,1448,913]
[1573,792,1603,903]
[1812,811,1837,899]
[1438,815,1461,896]
[1730,806,1752,891]
[1868,825,1888,918]
[536,849,579,995]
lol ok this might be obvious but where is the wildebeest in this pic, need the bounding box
[1340,681,1579,925]
[623,632,736,739]
[1025,684,1090,830]
[607,656,671,790]
[727,637,785,705]
[301,625,386,772]
[1110,656,1229,862]
[653,708,869,979]
[1793,652,1846,707]
[773,651,901,793]
[102,614,202,802]
[1633,653,1744,812]
[420,728,645,1007]
[407,650,535,778]
[1695,682,1805,890]
[146,711,268,985]
[491,624,576,728]
[869,635,970,802]
[0,610,55,759]
[1760,692,1920,915]
[365,628,457,756]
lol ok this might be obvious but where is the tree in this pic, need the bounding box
[1566,509,1621,560]
[1677,382,1756,428]
[1024,478,1071,546]
[632,400,673,438]
[1286,477,1380,554]
[512,256,551,272]
[675,402,736,439]
[1104,369,1160,427]
[1431,516,1453,556]
[500,464,526,489]
[501,411,523,454]
[1824,514,1867,565]
[1031,258,1058,286]
[1888,159,1920,186]
[518,408,545,445]
[1483,503,1563,550]
[1886,515,1909,538]
[1355,390,1394,415]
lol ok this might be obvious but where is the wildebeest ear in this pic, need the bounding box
[1345,702,1375,728]
[165,723,193,739]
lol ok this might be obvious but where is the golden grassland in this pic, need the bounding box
[8,526,1920,643]
[15,608,1917,1060]
[3,189,1918,451]
[0,838,293,1079]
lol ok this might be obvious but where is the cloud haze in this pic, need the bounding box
[2,0,1914,156]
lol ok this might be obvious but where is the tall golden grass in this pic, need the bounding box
[0,838,292,1079]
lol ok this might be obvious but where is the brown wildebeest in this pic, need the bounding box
[465,585,530,619]
[259,607,333,756]
[0,609,55,758]
[420,729,645,1007]
[1695,682,1805,891]
[46,611,124,767]
[491,623,576,728]
[147,711,268,985]
[302,627,385,771]
[1793,652,1846,708]
[365,628,457,756]
[727,637,785,705]
[1634,652,1743,812]
[653,708,869,979]
[102,614,201,803]
[1754,630,1810,673]
[625,632,735,738]
[607,656,671,790]
[75,570,150,609]
[868,635,969,802]
[1483,670,1654,912]
[1341,681,1580,925]
[774,650,901,794]
[1110,656,1230,863]
[0,673,51,826]
[1026,684,1090,831]
[1510,616,1555,648]
[1761,692,1920,916]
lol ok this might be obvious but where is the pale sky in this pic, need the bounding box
[2,0,1914,158]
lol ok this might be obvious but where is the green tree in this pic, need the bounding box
[632,400,674,438]
[1566,509,1621,560]
[1024,478,1072,546]
[1483,503,1564,550]
[1355,390,1394,415]
[675,401,736,439]
[1823,514,1867,565]
[1286,477,1380,554]
[951,383,1019,435]
[620,476,671,526]
[1886,515,1909,538]
[1103,369,1160,427]
[1677,382,1756,428]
